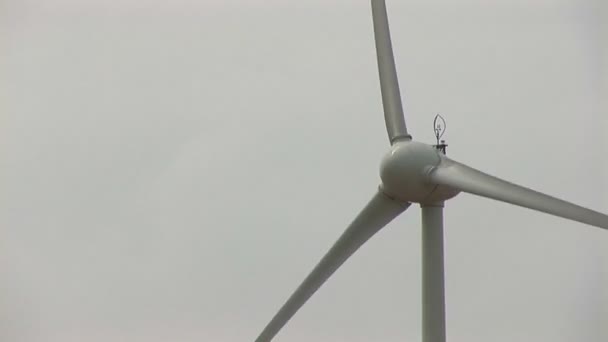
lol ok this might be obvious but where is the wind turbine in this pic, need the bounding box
[254,1,608,341]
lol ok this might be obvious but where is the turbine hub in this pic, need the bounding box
[380,141,459,203]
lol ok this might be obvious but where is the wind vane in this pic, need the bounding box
[433,114,448,154]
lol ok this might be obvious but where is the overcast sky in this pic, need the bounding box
[1,1,606,341]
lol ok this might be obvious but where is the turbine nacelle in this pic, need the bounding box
[380,141,460,204]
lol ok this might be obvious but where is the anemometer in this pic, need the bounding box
[433,114,448,155]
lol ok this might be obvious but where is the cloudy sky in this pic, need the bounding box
[1,1,606,341]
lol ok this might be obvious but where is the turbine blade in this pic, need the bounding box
[427,156,608,230]
[371,0,411,143]
[255,191,409,342]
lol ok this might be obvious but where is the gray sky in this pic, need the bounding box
[1,1,606,341]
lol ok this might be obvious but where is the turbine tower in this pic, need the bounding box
[255,1,608,341]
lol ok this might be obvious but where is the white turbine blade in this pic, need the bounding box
[255,191,409,342]
[427,156,608,230]
[371,0,411,143]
